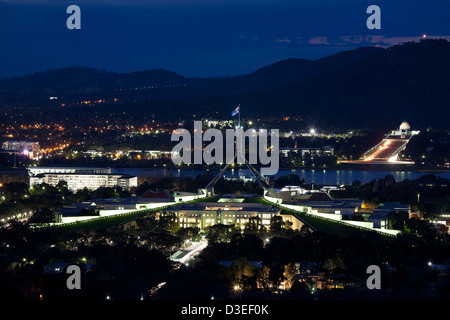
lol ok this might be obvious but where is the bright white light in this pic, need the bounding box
[388,155,398,162]
[310,129,316,135]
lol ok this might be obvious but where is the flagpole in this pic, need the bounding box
[238,104,240,129]
[238,110,240,129]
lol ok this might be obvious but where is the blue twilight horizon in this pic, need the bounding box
[0,0,449,79]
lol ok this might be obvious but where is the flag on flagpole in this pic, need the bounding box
[231,104,240,117]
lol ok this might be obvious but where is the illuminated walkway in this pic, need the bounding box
[362,138,409,162]
[344,121,419,165]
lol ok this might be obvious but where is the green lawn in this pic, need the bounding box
[53,208,159,232]
[250,197,394,236]
[244,197,347,232]
[47,195,391,237]
[51,196,220,231]
[243,197,267,204]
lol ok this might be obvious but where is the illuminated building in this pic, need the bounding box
[390,121,420,138]
[280,146,334,158]
[165,202,311,231]
[1,140,40,159]
[28,166,111,176]
[1,140,40,152]
[265,190,363,217]
[27,167,131,192]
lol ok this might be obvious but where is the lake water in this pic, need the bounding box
[113,167,450,186]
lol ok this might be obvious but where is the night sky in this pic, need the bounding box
[1,0,449,79]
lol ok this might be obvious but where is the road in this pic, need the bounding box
[170,240,208,265]
[363,138,409,162]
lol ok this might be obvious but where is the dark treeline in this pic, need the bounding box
[158,225,450,299]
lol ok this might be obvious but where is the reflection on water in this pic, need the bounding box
[113,167,450,186]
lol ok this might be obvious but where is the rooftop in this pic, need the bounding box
[167,202,280,213]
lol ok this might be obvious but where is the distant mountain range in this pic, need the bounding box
[1,39,449,130]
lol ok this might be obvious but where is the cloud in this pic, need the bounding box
[275,37,291,43]
[337,35,365,45]
[239,35,259,41]
[308,36,329,45]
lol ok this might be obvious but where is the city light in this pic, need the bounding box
[0,8,449,305]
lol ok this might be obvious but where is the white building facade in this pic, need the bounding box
[27,166,137,192]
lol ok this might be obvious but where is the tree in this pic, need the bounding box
[176,227,200,242]
[284,219,293,230]
[352,180,362,188]
[299,225,311,237]
[234,234,264,259]
[206,224,239,243]
[324,252,346,271]
[56,180,68,192]
[29,208,55,225]
[147,232,182,252]
[1,182,29,201]
[73,188,91,203]
[270,216,284,233]
[256,265,271,291]
[159,211,178,232]
[387,211,409,230]
[92,187,120,200]
[244,216,264,234]
[405,218,437,240]
[283,262,297,291]
[135,182,151,196]
[232,257,257,290]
